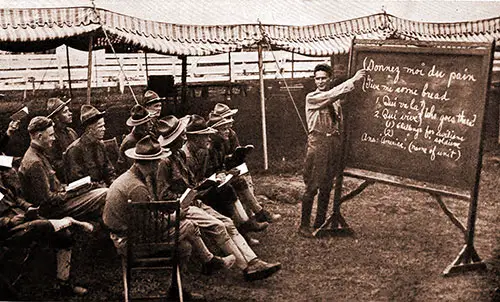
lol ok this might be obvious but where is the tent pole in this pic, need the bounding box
[144,52,149,86]
[86,36,93,105]
[258,43,269,170]
[291,51,294,79]
[65,45,73,99]
[228,52,232,82]
[180,55,187,105]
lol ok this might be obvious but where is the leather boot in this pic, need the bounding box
[255,208,281,223]
[238,218,268,234]
[243,258,281,281]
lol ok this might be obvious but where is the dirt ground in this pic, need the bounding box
[5,153,498,302]
[0,86,498,301]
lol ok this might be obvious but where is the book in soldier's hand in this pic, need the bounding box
[10,106,29,121]
[195,174,218,191]
[234,163,249,175]
[225,144,254,169]
[65,176,91,192]
[24,206,39,220]
[217,173,233,188]
[180,188,197,209]
[0,155,14,168]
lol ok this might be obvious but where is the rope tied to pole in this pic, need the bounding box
[89,0,139,105]
[257,22,308,135]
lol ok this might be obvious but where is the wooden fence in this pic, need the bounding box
[0,47,498,92]
[0,48,332,92]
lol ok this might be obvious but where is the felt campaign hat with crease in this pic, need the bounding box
[126,104,153,127]
[125,135,171,160]
[143,90,165,106]
[185,115,217,135]
[158,115,190,147]
[80,105,105,128]
[209,103,238,119]
[207,115,234,129]
[47,98,71,118]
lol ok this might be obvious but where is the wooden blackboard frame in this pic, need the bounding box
[314,39,495,276]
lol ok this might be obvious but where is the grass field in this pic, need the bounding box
[4,153,498,302]
[0,86,498,301]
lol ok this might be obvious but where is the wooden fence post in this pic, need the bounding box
[87,36,93,105]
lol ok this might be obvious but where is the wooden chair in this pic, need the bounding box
[120,200,183,302]
[0,241,36,300]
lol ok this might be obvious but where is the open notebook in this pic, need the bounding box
[65,176,91,192]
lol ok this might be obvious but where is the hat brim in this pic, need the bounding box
[211,117,234,129]
[124,147,171,160]
[47,99,72,118]
[81,112,106,128]
[126,113,153,127]
[144,97,166,106]
[219,108,238,118]
[186,126,218,135]
[158,117,189,147]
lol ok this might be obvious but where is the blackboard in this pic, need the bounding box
[344,40,493,191]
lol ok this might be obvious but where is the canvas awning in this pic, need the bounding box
[0,6,498,56]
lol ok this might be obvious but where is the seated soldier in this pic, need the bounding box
[157,116,281,281]
[208,103,281,223]
[142,90,165,138]
[64,105,116,187]
[181,115,268,235]
[103,136,234,299]
[116,104,153,174]
[0,159,94,297]
[18,116,107,221]
[46,98,77,182]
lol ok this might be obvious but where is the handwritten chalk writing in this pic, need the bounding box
[361,132,378,143]
[400,99,422,111]
[408,141,429,155]
[447,68,477,88]
[399,102,408,109]
[396,122,423,139]
[403,66,425,76]
[430,147,461,161]
[456,111,476,127]
[399,112,419,123]
[363,57,400,83]
[361,74,380,92]
[381,136,405,149]
[434,136,463,149]
[355,54,483,169]
[439,148,461,161]
[411,99,421,111]
[382,108,397,120]
[394,86,419,95]
[427,65,446,79]
[422,104,437,120]
[421,83,450,101]
[437,110,477,131]
[435,129,465,142]
[381,95,396,107]
[383,128,394,137]
[424,126,435,139]
[381,85,394,92]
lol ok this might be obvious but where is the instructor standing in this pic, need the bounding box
[298,64,365,237]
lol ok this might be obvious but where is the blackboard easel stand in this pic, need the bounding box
[312,168,487,276]
[310,38,494,276]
